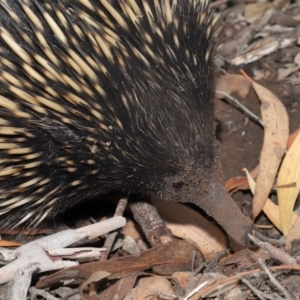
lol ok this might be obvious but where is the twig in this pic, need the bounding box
[193,250,227,274]
[248,234,298,265]
[241,278,268,300]
[189,265,300,298]
[29,287,60,300]
[183,279,216,300]
[254,232,285,246]
[8,263,40,300]
[216,91,264,127]
[0,216,126,284]
[258,259,294,300]
[130,196,174,247]
[103,197,128,259]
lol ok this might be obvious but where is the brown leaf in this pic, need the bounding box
[0,240,21,247]
[217,248,270,271]
[79,271,111,296]
[287,129,300,149]
[131,276,174,300]
[172,272,191,288]
[225,166,259,193]
[99,274,139,300]
[152,197,227,257]
[36,239,204,288]
[215,74,252,99]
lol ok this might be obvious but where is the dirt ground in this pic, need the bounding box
[218,36,300,226]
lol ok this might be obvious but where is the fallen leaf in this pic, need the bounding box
[277,130,300,234]
[152,197,227,257]
[0,240,21,247]
[215,74,252,99]
[188,273,237,300]
[287,129,300,149]
[225,129,300,195]
[241,71,289,219]
[79,271,110,297]
[244,3,273,23]
[99,274,139,300]
[217,248,270,270]
[277,66,299,82]
[131,276,173,300]
[37,239,204,288]
[172,272,191,288]
[225,166,260,193]
[243,168,298,232]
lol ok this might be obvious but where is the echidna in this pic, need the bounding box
[0,0,254,245]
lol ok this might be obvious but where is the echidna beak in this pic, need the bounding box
[163,174,256,247]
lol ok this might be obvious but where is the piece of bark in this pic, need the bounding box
[130,197,174,247]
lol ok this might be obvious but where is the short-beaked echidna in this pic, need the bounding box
[0,0,255,245]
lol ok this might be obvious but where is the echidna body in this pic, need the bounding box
[0,0,254,245]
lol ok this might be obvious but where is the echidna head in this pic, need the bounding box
[158,153,255,247]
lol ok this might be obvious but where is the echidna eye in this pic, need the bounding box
[172,181,184,189]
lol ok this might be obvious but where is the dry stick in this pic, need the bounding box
[183,279,216,300]
[188,265,300,300]
[29,287,60,300]
[241,278,275,300]
[254,231,285,246]
[130,197,174,247]
[216,91,264,127]
[249,234,297,266]
[8,263,40,300]
[60,290,80,300]
[103,197,128,259]
[258,259,294,300]
[193,250,228,275]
